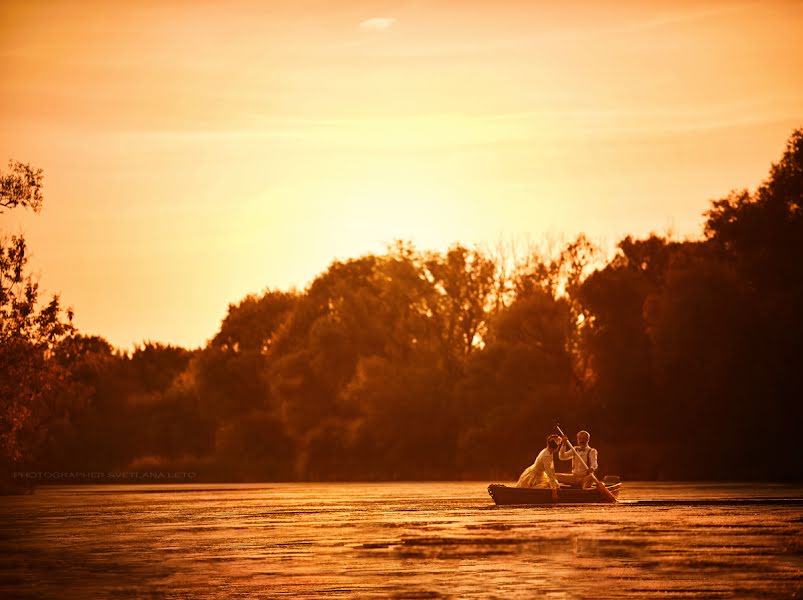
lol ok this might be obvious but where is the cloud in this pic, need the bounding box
[359,17,395,32]
[627,2,759,32]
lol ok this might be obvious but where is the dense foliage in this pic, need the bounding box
[1,162,73,491]
[2,130,801,486]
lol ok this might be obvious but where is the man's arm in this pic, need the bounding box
[558,437,574,461]
[588,448,598,472]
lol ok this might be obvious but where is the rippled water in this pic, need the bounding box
[1,482,801,598]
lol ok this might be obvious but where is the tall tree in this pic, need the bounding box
[196,291,297,420]
[457,290,575,478]
[1,162,73,489]
[423,245,497,365]
[575,236,675,449]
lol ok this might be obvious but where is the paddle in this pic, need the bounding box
[555,424,618,503]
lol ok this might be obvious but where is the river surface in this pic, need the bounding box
[0,482,800,599]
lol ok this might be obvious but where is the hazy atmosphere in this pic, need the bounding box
[2,0,802,348]
[2,2,801,597]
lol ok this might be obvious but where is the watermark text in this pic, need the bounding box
[12,471,198,480]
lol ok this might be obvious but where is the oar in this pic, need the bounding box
[555,424,618,503]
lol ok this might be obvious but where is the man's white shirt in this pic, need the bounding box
[559,444,598,477]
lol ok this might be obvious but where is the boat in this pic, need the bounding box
[488,477,622,505]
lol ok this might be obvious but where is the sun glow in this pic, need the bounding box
[334,175,471,250]
[2,0,801,347]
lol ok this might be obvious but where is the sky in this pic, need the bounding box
[1,0,801,349]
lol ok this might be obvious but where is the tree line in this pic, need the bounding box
[2,130,801,490]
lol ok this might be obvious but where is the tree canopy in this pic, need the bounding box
[1,163,72,489]
[3,128,802,487]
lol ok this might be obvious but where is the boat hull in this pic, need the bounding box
[488,482,621,505]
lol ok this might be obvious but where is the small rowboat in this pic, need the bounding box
[488,477,622,505]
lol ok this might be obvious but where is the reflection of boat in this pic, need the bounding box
[488,477,622,505]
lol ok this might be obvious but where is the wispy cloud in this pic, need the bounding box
[359,17,395,32]
[628,1,760,32]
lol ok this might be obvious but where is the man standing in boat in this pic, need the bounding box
[515,434,562,501]
[557,430,598,489]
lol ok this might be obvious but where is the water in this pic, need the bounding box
[1,482,800,598]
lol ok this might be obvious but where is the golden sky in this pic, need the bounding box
[1,0,801,349]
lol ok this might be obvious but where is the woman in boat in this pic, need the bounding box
[557,430,598,489]
[515,434,562,501]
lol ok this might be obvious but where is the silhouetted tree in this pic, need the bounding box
[423,245,497,365]
[575,236,675,441]
[0,160,43,213]
[13,129,803,484]
[339,355,457,479]
[457,290,575,478]
[1,163,75,491]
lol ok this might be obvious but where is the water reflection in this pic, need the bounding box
[0,482,800,598]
